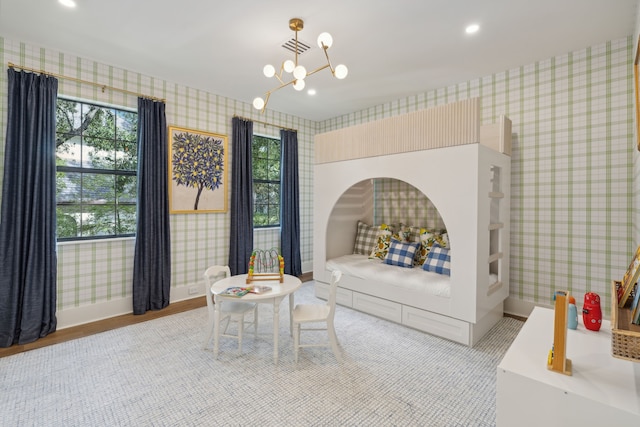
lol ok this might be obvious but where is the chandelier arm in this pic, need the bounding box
[294,25,299,67]
[260,78,297,111]
[259,92,272,113]
[320,44,336,74]
[305,63,331,78]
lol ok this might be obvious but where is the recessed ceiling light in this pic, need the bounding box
[59,0,77,8]
[465,24,479,34]
[307,89,316,96]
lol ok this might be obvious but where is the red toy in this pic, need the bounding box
[582,292,602,331]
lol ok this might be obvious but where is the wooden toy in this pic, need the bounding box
[547,290,572,375]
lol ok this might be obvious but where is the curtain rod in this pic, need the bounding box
[7,62,165,103]
[233,115,297,133]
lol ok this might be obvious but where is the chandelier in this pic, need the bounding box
[252,18,348,112]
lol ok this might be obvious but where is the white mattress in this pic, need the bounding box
[326,254,452,298]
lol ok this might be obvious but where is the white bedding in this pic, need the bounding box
[326,254,452,298]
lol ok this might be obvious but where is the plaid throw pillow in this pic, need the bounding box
[383,238,420,268]
[422,244,451,276]
[353,221,379,255]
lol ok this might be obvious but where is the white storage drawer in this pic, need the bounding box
[402,305,470,345]
[352,292,402,323]
[314,282,353,307]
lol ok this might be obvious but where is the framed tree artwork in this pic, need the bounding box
[168,126,228,213]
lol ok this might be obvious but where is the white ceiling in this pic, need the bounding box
[0,0,637,121]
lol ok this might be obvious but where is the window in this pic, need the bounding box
[252,134,280,227]
[55,99,138,240]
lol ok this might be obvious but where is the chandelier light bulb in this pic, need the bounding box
[283,60,295,73]
[293,65,307,81]
[263,64,276,78]
[293,79,306,91]
[317,32,333,49]
[253,97,265,110]
[334,64,348,79]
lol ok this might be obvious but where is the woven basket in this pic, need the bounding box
[611,281,640,362]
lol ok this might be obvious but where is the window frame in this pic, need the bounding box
[252,133,281,229]
[55,98,138,242]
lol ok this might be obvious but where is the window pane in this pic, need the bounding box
[267,159,280,181]
[56,205,81,239]
[116,175,137,203]
[116,110,137,143]
[116,204,136,234]
[84,107,116,140]
[267,137,280,160]
[82,173,115,203]
[84,136,116,170]
[56,172,81,203]
[83,204,116,236]
[254,182,269,205]
[56,99,82,167]
[116,139,137,171]
[253,159,268,180]
[268,206,280,225]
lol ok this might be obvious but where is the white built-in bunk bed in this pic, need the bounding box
[313,98,512,346]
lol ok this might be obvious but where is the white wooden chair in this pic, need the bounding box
[203,265,258,354]
[292,270,342,362]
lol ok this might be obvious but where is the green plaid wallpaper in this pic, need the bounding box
[0,37,316,312]
[374,179,446,231]
[0,34,634,317]
[319,37,635,313]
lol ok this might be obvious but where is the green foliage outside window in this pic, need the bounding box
[55,99,138,240]
[252,135,280,227]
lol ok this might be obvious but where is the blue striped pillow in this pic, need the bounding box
[383,239,420,268]
[422,244,451,276]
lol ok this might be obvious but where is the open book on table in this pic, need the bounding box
[220,285,272,297]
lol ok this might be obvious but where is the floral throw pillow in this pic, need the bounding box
[369,223,394,260]
[393,223,412,242]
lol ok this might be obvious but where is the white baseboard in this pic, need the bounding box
[57,283,205,330]
[56,297,134,330]
[302,260,313,274]
[504,297,538,319]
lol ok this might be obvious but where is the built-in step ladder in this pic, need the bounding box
[488,165,503,296]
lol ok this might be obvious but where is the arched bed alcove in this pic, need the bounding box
[313,98,512,346]
[324,177,447,262]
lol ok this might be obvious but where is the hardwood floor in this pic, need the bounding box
[0,271,313,359]
[0,297,206,359]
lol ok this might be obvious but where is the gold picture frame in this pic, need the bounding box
[635,35,640,151]
[168,126,228,213]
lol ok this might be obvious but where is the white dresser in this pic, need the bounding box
[497,306,640,425]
